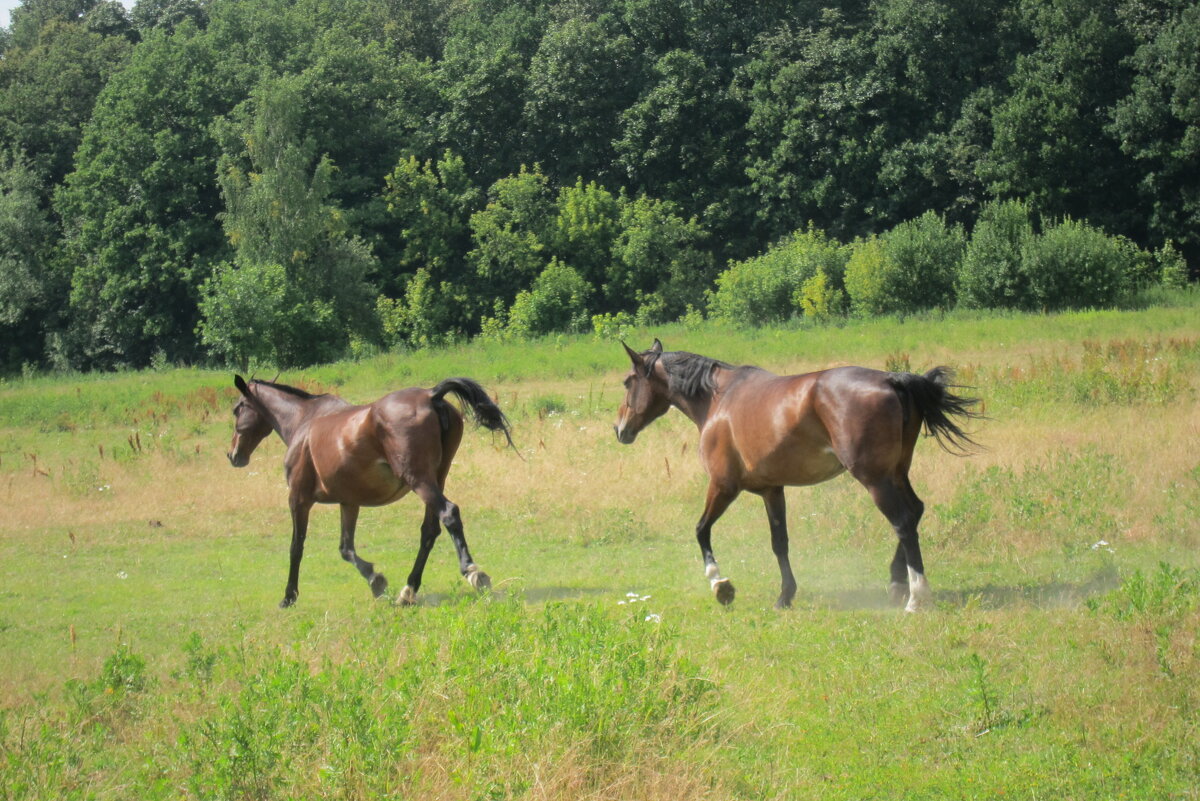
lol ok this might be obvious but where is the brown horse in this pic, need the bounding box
[227,375,513,608]
[614,340,980,611]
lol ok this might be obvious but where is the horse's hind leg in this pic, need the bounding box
[888,542,909,607]
[338,504,388,600]
[867,477,930,612]
[886,477,926,606]
[397,505,441,606]
[406,483,491,602]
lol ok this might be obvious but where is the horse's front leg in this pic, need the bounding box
[762,487,797,609]
[338,504,389,599]
[696,481,739,605]
[281,497,312,608]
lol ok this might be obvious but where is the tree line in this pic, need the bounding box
[1,0,1196,371]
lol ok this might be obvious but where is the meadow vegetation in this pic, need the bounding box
[1,297,1199,799]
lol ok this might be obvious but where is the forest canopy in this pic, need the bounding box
[1,0,1196,370]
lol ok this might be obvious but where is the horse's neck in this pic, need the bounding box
[254,388,321,445]
[668,367,726,430]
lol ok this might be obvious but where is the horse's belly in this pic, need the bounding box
[750,446,845,488]
[315,460,409,506]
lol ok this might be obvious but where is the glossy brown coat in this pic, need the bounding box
[228,376,512,608]
[615,340,980,611]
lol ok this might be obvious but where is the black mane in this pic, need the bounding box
[648,350,736,399]
[251,379,325,400]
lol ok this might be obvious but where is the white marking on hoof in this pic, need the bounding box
[904,568,932,612]
[705,562,735,604]
[889,581,909,607]
[713,578,736,605]
[465,565,491,591]
[397,585,417,606]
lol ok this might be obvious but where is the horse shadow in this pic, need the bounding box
[397,585,611,607]
[822,568,1122,611]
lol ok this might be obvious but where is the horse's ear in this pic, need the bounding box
[621,340,643,367]
[651,338,663,354]
[234,375,251,397]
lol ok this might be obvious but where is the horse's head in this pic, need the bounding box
[228,375,272,467]
[615,339,671,444]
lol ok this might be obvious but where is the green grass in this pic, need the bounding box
[2,295,1199,799]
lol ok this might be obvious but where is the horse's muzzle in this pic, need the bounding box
[227,451,249,468]
[613,424,637,445]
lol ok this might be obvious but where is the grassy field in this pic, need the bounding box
[2,297,1199,799]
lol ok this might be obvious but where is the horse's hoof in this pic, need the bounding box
[889,582,909,607]
[713,578,736,606]
[905,592,933,613]
[279,596,296,609]
[370,573,389,598]
[465,566,491,591]
[774,597,793,610]
[397,585,417,606]
[904,574,933,612]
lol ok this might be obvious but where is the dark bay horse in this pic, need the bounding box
[614,340,981,612]
[227,375,513,608]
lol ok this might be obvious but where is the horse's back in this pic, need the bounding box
[713,366,907,488]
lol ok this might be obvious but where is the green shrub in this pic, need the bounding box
[845,213,966,318]
[198,260,347,369]
[468,166,554,301]
[549,178,620,287]
[1020,218,1137,310]
[609,195,711,320]
[1156,241,1189,290]
[377,268,472,348]
[843,235,889,316]
[880,211,964,311]
[99,642,149,695]
[507,259,591,337]
[591,310,634,341]
[797,268,845,321]
[958,199,1035,309]
[708,225,847,324]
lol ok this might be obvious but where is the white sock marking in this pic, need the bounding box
[905,567,932,612]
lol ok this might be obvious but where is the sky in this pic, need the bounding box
[1,1,22,28]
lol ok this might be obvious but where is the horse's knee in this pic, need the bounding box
[339,547,355,563]
[438,500,461,529]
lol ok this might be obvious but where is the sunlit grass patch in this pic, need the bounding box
[1,597,722,801]
[2,300,1200,798]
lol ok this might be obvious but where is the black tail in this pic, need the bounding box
[430,377,515,449]
[890,367,983,455]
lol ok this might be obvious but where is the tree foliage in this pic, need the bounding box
[201,76,377,367]
[0,0,1194,371]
